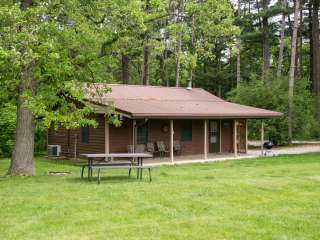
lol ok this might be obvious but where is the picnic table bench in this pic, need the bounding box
[91,164,158,184]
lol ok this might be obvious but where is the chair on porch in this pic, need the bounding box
[127,144,145,167]
[156,141,169,157]
[146,142,158,157]
[173,140,182,155]
[127,144,145,153]
[135,144,146,153]
[127,145,134,153]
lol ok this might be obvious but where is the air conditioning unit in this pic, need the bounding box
[48,145,61,157]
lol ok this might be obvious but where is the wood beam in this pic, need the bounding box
[219,120,222,153]
[204,120,208,160]
[261,120,264,156]
[105,119,109,154]
[233,120,238,158]
[133,120,136,152]
[74,134,78,160]
[245,119,248,153]
[170,120,174,163]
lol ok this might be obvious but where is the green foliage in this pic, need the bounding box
[0,103,48,157]
[228,75,319,144]
[0,104,16,157]
[0,1,126,130]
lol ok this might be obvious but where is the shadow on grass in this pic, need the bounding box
[38,158,86,166]
[67,174,150,184]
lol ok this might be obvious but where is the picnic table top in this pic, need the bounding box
[81,153,153,158]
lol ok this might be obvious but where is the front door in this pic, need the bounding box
[209,120,220,153]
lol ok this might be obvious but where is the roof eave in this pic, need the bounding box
[130,113,283,119]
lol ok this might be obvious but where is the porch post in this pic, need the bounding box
[170,120,174,163]
[219,120,222,153]
[204,120,208,160]
[245,119,248,153]
[233,119,238,158]
[105,119,109,154]
[133,120,136,152]
[261,120,264,156]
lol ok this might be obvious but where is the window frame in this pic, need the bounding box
[81,126,90,144]
[181,120,192,142]
[137,122,148,145]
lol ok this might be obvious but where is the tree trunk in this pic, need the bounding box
[311,0,320,121]
[189,14,196,85]
[309,0,313,88]
[175,32,182,87]
[295,0,303,78]
[159,51,168,86]
[277,0,287,77]
[142,45,150,85]
[262,0,270,77]
[8,0,36,176]
[142,0,151,86]
[9,86,35,176]
[288,0,300,144]
[236,0,241,87]
[121,54,129,84]
[175,0,185,87]
[298,2,303,76]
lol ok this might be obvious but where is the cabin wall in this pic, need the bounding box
[221,119,234,153]
[172,119,204,155]
[148,119,171,150]
[47,114,241,157]
[147,119,203,155]
[109,118,133,153]
[48,114,105,157]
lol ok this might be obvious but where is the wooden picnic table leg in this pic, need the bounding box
[88,158,91,180]
[136,157,139,179]
[81,165,85,178]
[140,158,143,180]
[98,168,101,184]
[148,168,152,182]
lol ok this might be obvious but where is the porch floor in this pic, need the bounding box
[144,152,257,166]
[144,144,320,166]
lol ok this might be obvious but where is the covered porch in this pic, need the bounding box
[105,118,254,163]
[144,152,257,166]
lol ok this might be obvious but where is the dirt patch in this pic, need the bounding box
[48,171,72,176]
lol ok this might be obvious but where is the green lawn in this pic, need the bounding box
[0,154,320,240]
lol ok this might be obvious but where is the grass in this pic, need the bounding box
[0,154,320,240]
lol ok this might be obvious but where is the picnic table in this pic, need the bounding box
[80,153,153,181]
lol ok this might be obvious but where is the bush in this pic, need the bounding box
[227,74,319,145]
[0,103,47,157]
[0,104,16,157]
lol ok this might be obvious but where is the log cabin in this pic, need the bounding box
[48,84,282,161]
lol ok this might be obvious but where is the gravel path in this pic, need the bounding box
[248,144,320,156]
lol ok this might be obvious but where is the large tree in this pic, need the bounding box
[288,0,300,143]
[0,0,141,175]
[9,0,36,175]
[277,0,287,76]
[310,0,320,121]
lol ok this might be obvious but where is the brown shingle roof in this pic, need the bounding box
[85,84,282,119]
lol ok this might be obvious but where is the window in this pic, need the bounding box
[137,123,148,144]
[81,126,89,144]
[181,120,192,142]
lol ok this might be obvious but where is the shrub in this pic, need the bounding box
[227,74,319,145]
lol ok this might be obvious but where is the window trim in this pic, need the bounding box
[181,120,192,142]
[137,122,148,145]
[81,126,90,144]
